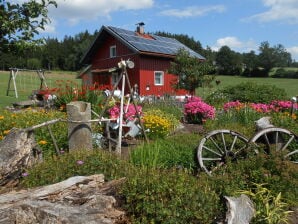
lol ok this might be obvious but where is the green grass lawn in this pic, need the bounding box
[1,70,297,108]
[197,75,298,99]
[0,70,80,108]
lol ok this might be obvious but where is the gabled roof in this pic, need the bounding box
[81,25,205,64]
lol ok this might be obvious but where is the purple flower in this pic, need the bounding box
[22,172,29,177]
[76,160,84,165]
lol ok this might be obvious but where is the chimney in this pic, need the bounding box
[136,22,145,34]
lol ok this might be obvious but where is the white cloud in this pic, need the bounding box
[287,46,298,61]
[211,36,257,53]
[245,0,298,24]
[160,5,226,18]
[39,19,57,34]
[49,0,154,25]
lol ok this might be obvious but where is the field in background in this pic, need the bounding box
[197,75,298,99]
[0,70,80,108]
[0,70,297,108]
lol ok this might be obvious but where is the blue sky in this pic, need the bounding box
[34,0,298,61]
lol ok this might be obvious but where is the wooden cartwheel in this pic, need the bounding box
[197,126,298,176]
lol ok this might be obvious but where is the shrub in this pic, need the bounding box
[206,82,287,104]
[204,151,298,207]
[120,168,222,224]
[272,68,298,79]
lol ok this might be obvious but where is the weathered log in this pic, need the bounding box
[0,129,40,186]
[225,194,255,224]
[0,174,126,224]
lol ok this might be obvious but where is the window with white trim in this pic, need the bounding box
[154,71,164,86]
[110,45,116,58]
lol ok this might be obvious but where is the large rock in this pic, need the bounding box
[0,174,126,224]
[225,194,255,224]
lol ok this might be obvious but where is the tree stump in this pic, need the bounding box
[0,129,40,186]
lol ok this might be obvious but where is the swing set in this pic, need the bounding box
[6,68,48,98]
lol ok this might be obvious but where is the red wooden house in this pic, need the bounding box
[80,24,205,96]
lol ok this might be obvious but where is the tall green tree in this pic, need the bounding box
[169,48,215,95]
[242,50,258,71]
[215,45,242,75]
[0,0,57,51]
[258,41,292,74]
[42,38,61,70]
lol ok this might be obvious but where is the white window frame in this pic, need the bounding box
[110,45,116,58]
[111,72,120,86]
[154,71,164,86]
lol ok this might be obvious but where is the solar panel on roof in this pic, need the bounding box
[108,26,205,59]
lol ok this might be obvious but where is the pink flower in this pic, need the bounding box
[124,104,143,120]
[223,101,243,111]
[108,104,143,121]
[76,160,84,165]
[108,106,121,119]
[184,97,215,120]
[250,103,271,113]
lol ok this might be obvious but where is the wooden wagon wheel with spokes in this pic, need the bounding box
[197,129,249,176]
[249,127,298,164]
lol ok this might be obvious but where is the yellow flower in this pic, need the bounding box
[38,140,47,145]
[0,115,4,120]
[3,130,10,135]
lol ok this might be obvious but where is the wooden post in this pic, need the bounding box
[6,69,18,98]
[116,72,126,154]
[67,101,92,151]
